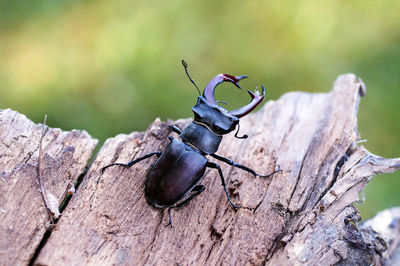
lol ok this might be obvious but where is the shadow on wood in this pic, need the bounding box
[0,74,399,265]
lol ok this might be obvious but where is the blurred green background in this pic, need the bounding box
[0,0,399,219]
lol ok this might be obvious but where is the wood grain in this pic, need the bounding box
[1,74,399,265]
[31,74,399,265]
[0,109,98,265]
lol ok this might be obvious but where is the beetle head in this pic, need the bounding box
[192,96,239,135]
[181,60,266,135]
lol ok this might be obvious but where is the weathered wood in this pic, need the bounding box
[361,207,400,265]
[0,109,98,265]
[28,74,399,265]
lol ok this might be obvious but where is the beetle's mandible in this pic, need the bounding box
[102,60,281,226]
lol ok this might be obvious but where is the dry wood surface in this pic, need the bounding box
[0,109,98,265]
[0,74,399,265]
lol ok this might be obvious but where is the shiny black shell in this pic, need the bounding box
[145,138,208,208]
[192,96,239,135]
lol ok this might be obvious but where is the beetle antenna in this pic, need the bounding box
[234,122,248,139]
[216,100,228,105]
[182,59,201,96]
[215,101,228,105]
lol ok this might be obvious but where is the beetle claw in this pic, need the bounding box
[228,198,241,209]
[228,85,266,118]
[232,203,241,209]
[164,222,173,228]
[247,90,256,99]
[247,85,266,99]
[258,165,282,178]
[165,208,174,227]
[229,75,248,89]
[261,84,266,95]
[203,74,248,104]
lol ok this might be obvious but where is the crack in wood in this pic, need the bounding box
[2,75,400,265]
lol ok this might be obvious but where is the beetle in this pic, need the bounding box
[102,60,281,225]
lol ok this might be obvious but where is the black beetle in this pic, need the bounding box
[102,60,281,225]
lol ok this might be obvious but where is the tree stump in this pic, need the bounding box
[0,109,98,265]
[0,74,399,265]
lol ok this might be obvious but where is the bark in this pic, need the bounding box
[361,207,400,265]
[1,74,399,265]
[0,109,98,265]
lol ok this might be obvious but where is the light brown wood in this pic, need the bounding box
[1,74,399,265]
[0,109,98,266]
[361,207,400,265]
[30,74,399,265]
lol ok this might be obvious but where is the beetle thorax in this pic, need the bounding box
[178,97,239,155]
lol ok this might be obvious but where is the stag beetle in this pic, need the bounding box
[102,60,281,225]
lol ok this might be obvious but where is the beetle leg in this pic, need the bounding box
[166,185,205,227]
[101,151,162,173]
[210,153,281,178]
[206,162,241,209]
[169,125,182,135]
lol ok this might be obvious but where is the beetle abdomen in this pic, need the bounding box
[145,138,207,208]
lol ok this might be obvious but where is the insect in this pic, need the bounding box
[102,60,281,225]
